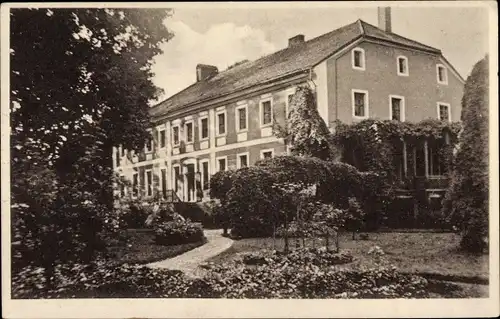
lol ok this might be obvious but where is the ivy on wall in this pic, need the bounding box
[332,118,461,185]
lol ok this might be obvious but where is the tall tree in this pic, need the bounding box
[10,8,173,279]
[11,8,173,202]
[443,55,489,253]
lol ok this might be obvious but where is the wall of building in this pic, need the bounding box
[329,41,464,125]
[113,82,302,201]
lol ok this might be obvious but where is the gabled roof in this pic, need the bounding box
[151,20,441,118]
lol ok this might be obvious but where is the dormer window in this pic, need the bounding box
[437,64,448,84]
[397,56,409,76]
[352,48,365,70]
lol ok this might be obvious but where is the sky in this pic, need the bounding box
[151,4,491,102]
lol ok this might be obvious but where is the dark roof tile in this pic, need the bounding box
[151,19,440,117]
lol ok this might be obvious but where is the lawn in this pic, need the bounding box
[105,228,207,265]
[208,232,489,282]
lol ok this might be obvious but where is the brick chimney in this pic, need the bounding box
[288,34,305,48]
[196,64,218,82]
[378,7,392,33]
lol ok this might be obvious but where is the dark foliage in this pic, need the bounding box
[442,56,489,252]
[154,219,205,245]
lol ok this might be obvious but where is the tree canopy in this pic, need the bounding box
[10,8,174,276]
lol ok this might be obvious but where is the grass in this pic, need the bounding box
[208,232,489,281]
[105,228,207,265]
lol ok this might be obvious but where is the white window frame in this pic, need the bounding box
[260,148,275,160]
[172,124,180,147]
[198,116,209,141]
[184,120,194,145]
[389,95,406,122]
[235,104,248,132]
[132,172,139,199]
[351,89,369,119]
[199,159,210,190]
[236,152,250,168]
[397,56,409,76]
[351,47,365,71]
[158,129,166,149]
[216,156,228,172]
[437,102,451,122]
[145,169,153,197]
[215,109,227,137]
[436,64,448,85]
[259,98,274,128]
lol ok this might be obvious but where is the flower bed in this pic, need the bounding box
[240,248,353,267]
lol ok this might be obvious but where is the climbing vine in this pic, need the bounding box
[272,85,338,161]
[332,119,461,183]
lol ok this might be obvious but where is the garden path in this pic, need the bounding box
[147,229,233,278]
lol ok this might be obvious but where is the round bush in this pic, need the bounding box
[154,220,205,245]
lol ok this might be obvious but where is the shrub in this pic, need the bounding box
[226,167,285,238]
[202,257,429,299]
[11,262,208,299]
[240,248,353,267]
[209,170,235,202]
[154,219,205,245]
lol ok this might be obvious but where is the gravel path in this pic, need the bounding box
[147,229,233,278]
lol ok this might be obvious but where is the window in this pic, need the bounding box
[428,141,447,176]
[145,170,152,197]
[236,105,248,132]
[172,125,180,146]
[216,157,227,172]
[397,56,408,76]
[237,152,249,168]
[201,160,209,190]
[390,95,405,122]
[185,121,194,144]
[145,135,153,153]
[352,48,365,70]
[437,64,448,84]
[160,168,167,199]
[216,111,226,136]
[132,173,138,198]
[199,117,209,140]
[173,165,180,192]
[260,149,274,160]
[115,149,120,167]
[260,99,273,127]
[352,90,368,119]
[437,103,450,122]
[159,129,166,148]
